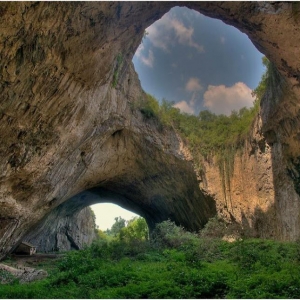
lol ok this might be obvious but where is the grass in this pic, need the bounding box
[1,220,300,299]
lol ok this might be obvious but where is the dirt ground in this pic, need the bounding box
[3,253,62,269]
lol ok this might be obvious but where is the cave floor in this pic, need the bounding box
[3,253,63,271]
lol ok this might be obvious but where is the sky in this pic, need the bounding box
[91,7,266,230]
[91,203,138,231]
[133,6,265,116]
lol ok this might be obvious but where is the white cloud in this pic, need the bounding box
[173,100,195,114]
[203,82,255,115]
[135,44,154,68]
[147,23,170,52]
[135,43,144,58]
[146,14,204,53]
[185,77,203,92]
[171,18,204,52]
[173,78,202,114]
[220,36,225,44]
[141,49,154,68]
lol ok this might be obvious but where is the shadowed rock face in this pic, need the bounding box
[1,2,300,258]
[24,206,96,253]
[23,187,214,252]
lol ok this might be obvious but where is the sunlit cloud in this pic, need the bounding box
[141,50,154,67]
[174,77,202,115]
[185,77,203,92]
[147,24,170,52]
[173,100,195,114]
[135,44,154,68]
[146,14,204,53]
[135,43,144,58]
[172,18,204,52]
[203,82,255,115]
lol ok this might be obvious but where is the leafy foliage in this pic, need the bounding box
[135,57,274,196]
[105,216,126,237]
[0,58,291,298]
[112,53,123,88]
[251,56,269,103]
[151,219,199,249]
[136,93,259,197]
[139,94,160,119]
[119,217,149,242]
[137,57,276,162]
[1,221,300,298]
[103,216,149,243]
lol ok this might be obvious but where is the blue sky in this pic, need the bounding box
[133,6,265,116]
[91,7,266,230]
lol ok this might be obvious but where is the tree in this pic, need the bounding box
[198,110,217,123]
[108,217,126,237]
[119,217,149,242]
[95,229,109,240]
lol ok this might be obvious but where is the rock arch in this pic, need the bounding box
[22,186,212,252]
[1,2,300,258]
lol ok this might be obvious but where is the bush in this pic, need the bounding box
[139,94,160,119]
[119,217,149,242]
[151,219,199,249]
[2,221,300,299]
[200,216,243,239]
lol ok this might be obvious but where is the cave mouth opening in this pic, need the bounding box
[133,6,266,116]
[90,202,144,232]
[22,189,151,254]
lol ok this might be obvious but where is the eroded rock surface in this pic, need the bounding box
[24,206,96,252]
[0,263,47,284]
[1,2,300,258]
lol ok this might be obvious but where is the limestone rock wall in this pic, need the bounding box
[24,206,96,253]
[198,116,277,239]
[0,2,215,258]
[1,2,300,258]
[198,61,300,240]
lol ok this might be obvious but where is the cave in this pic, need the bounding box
[1,2,300,259]
[22,5,267,252]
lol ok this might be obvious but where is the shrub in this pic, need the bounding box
[119,217,149,242]
[139,94,160,119]
[200,216,242,239]
[151,219,199,249]
[2,220,300,299]
[112,53,123,88]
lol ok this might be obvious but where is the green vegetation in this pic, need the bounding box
[0,58,285,298]
[137,57,275,159]
[96,216,149,242]
[135,57,273,196]
[1,219,300,299]
[136,57,274,157]
[138,95,259,159]
[252,56,269,103]
[253,56,286,107]
[112,53,123,88]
